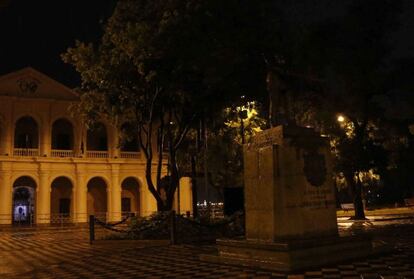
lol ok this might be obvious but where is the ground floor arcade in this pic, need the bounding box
[0,160,192,225]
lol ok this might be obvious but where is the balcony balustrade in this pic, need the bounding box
[86,151,109,158]
[51,149,75,158]
[120,151,140,159]
[13,148,39,157]
[5,148,146,160]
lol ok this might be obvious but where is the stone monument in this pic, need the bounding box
[201,125,386,272]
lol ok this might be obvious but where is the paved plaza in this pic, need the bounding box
[1,217,414,279]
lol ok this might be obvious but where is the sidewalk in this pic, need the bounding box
[2,222,414,279]
[1,208,413,233]
[0,223,88,232]
[337,206,414,221]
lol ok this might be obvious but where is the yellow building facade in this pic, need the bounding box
[0,68,192,225]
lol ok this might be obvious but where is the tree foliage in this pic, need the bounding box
[62,0,281,211]
[265,0,404,219]
[62,0,410,218]
[304,0,403,219]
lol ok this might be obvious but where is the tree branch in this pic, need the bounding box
[156,111,165,188]
[174,113,196,150]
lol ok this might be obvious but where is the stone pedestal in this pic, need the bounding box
[244,126,338,241]
[202,235,382,272]
[201,125,386,272]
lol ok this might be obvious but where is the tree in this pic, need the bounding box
[176,100,266,215]
[378,58,414,203]
[264,0,403,219]
[203,101,265,189]
[307,0,403,219]
[63,0,282,211]
[63,0,215,211]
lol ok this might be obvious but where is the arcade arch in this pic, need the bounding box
[121,177,141,217]
[12,176,37,225]
[87,177,108,221]
[50,177,73,223]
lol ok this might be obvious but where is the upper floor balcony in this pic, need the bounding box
[1,116,143,160]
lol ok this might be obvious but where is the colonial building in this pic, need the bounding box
[0,67,192,225]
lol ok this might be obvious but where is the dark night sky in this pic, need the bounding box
[0,0,413,88]
[0,0,116,87]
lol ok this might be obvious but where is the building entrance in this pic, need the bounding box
[12,186,35,225]
[12,176,37,225]
[51,177,73,223]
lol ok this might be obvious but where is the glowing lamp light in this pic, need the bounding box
[337,115,345,123]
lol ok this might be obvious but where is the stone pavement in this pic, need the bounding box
[0,218,414,279]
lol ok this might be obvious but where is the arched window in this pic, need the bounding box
[51,118,74,150]
[14,116,39,148]
[120,123,139,152]
[87,122,108,151]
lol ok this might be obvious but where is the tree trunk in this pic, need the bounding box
[157,200,168,211]
[333,178,341,209]
[352,120,367,220]
[164,148,180,212]
[145,158,164,211]
[345,172,366,220]
[353,178,366,219]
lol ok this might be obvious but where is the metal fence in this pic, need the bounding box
[0,212,124,226]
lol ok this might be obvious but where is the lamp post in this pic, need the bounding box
[239,110,247,145]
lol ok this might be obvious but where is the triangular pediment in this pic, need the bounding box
[0,67,79,101]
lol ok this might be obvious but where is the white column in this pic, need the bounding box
[177,177,193,215]
[40,117,51,157]
[5,103,14,156]
[75,170,87,223]
[0,121,5,155]
[37,171,50,224]
[0,170,12,224]
[111,165,121,222]
[3,120,12,156]
[77,125,87,158]
[111,126,120,158]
